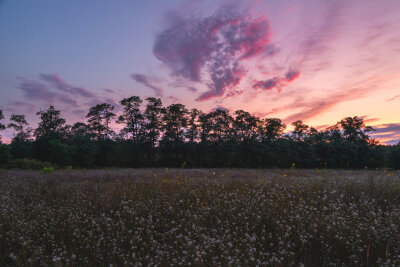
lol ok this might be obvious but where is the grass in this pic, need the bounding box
[0,168,399,266]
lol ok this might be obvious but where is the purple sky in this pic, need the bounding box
[1,0,400,144]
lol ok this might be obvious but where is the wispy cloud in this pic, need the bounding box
[387,94,400,102]
[253,69,300,92]
[371,123,400,145]
[16,74,114,112]
[18,78,58,102]
[5,101,36,113]
[281,76,384,123]
[131,73,163,97]
[39,74,94,98]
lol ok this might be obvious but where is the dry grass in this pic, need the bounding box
[0,168,399,266]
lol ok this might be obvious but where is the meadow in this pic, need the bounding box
[1,168,399,266]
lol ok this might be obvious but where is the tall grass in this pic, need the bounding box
[0,169,399,266]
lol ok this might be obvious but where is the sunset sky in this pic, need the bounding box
[1,0,399,144]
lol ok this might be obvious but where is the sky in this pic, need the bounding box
[0,0,400,144]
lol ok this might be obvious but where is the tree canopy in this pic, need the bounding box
[0,98,398,169]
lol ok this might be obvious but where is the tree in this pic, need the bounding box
[33,106,72,165]
[337,116,374,144]
[7,114,32,159]
[71,122,91,137]
[117,96,144,143]
[185,109,201,143]
[0,109,6,142]
[233,110,260,143]
[144,97,164,149]
[86,103,116,140]
[8,114,32,141]
[162,103,188,143]
[199,112,212,143]
[291,120,310,141]
[69,122,96,167]
[34,106,66,139]
[389,142,400,169]
[259,118,285,142]
[207,109,233,143]
[0,97,391,169]
[0,144,11,165]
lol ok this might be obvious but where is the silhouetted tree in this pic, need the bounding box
[8,114,32,141]
[389,142,400,169]
[185,109,201,143]
[117,96,144,143]
[0,98,392,169]
[233,110,259,143]
[71,122,91,137]
[338,116,374,144]
[259,118,286,142]
[144,97,164,149]
[207,109,233,143]
[199,112,212,143]
[0,109,6,142]
[162,103,188,143]
[86,103,116,140]
[33,106,72,165]
[7,114,32,159]
[291,120,310,141]
[34,106,66,139]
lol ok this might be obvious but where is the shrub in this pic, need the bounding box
[3,158,54,170]
[64,165,73,171]
[40,166,54,174]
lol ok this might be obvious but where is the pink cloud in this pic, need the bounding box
[371,123,400,145]
[253,69,300,92]
[153,3,270,101]
[387,94,400,102]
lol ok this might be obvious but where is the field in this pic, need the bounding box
[1,169,400,266]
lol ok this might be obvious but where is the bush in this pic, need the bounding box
[40,167,54,174]
[3,158,54,170]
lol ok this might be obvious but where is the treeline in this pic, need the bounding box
[0,97,399,169]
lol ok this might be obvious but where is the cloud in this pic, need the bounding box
[131,73,163,97]
[210,106,230,112]
[7,101,36,113]
[360,115,380,124]
[102,88,115,94]
[153,3,270,101]
[253,77,280,90]
[261,44,280,58]
[187,87,197,93]
[58,95,78,107]
[387,94,400,102]
[253,69,300,91]
[72,109,86,116]
[296,2,345,69]
[17,76,97,109]
[279,76,386,123]
[285,69,301,82]
[371,123,400,145]
[167,95,180,102]
[39,74,94,98]
[18,79,58,102]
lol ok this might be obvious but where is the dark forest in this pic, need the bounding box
[0,97,399,169]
